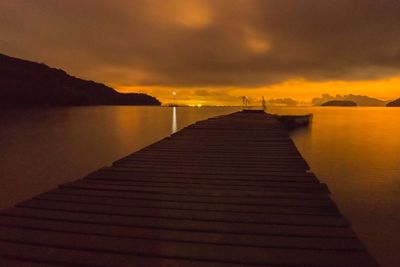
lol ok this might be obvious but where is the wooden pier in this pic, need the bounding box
[0,111,378,266]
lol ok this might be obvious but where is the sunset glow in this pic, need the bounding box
[1,0,399,105]
[116,76,400,106]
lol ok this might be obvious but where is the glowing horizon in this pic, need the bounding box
[114,76,400,106]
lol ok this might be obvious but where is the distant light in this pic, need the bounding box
[197,104,202,107]
[173,92,176,96]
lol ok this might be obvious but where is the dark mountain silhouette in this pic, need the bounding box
[312,94,387,106]
[0,53,161,108]
[387,98,400,107]
[321,100,357,106]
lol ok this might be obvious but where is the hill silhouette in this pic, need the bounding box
[0,53,161,108]
[387,98,400,107]
[321,100,357,106]
[312,94,387,106]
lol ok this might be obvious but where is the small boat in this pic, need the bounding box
[241,108,312,129]
[277,114,313,129]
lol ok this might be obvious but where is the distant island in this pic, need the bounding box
[0,53,161,108]
[321,100,357,106]
[387,98,400,107]
[312,94,388,106]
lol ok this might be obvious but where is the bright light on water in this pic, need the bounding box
[172,107,177,133]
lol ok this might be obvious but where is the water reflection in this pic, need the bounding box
[1,106,399,266]
[0,106,240,209]
[269,107,400,267]
[172,107,177,133]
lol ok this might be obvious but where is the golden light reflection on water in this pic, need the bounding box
[172,107,177,133]
[268,107,400,267]
[0,106,240,209]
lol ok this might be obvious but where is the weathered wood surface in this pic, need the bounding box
[0,111,379,266]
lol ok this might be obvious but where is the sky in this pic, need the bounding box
[1,0,400,106]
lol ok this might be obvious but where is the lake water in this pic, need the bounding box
[1,106,399,266]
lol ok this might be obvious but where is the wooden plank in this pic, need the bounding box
[0,240,240,267]
[84,176,329,192]
[125,157,309,166]
[0,257,63,267]
[36,193,339,215]
[107,166,311,176]
[79,179,330,193]
[51,187,337,208]
[113,160,310,169]
[129,151,306,158]
[60,182,332,199]
[0,216,364,251]
[86,172,321,185]
[91,169,319,182]
[0,226,378,267]
[116,158,310,168]
[3,208,357,238]
[100,166,318,178]
[17,199,348,227]
[112,163,310,173]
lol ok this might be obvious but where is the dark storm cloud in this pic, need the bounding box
[1,0,400,87]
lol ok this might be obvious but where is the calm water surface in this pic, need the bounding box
[280,107,400,267]
[1,106,399,266]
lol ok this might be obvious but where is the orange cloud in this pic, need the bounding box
[2,0,400,104]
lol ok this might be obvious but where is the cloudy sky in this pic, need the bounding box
[1,0,400,105]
